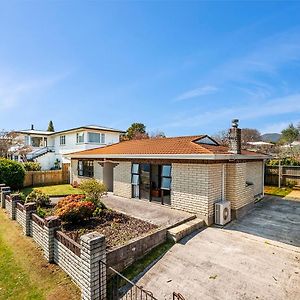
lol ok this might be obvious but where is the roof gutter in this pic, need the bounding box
[68,153,269,160]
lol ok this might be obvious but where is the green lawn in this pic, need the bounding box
[264,185,292,197]
[0,209,80,300]
[21,184,83,197]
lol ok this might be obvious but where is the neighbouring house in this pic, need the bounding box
[10,125,124,170]
[69,120,267,225]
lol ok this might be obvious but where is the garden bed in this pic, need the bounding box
[264,185,292,197]
[61,210,158,249]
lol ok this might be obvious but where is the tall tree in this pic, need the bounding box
[47,120,55,132]
[125,123,148,140]
[281,123,299,145]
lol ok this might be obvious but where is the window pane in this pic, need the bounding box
[60,135,65,145]
[161,177,171,190]
[132,163,139,174]
[88,132,100,143]
[101,133,105,144]
[131,174,139,185]
[162,165,171,177]
[77,133,84,143]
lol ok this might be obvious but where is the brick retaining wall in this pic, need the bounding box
[107,227,167,275]
[1,190,107,300]
[54,233,82,287]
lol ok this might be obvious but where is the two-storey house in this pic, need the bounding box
[12,125,124,170]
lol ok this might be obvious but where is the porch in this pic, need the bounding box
[101,193,195,228]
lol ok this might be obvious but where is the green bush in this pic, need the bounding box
[25,190,50,207]
[79,179,107,206]
[267,158,300,166]
[0,158,25,190]
[23,162,41,171]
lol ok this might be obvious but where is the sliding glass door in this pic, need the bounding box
[140,164,151,200]
[131,162,172,204]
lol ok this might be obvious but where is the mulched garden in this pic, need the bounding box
[61,210,158,249]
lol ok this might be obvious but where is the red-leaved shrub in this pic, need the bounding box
[55,194,95,223]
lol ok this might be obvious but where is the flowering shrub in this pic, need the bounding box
[55,194,95,223]
[55,194,85,209]
[25,190,50,207]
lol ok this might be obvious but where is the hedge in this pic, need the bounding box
[0,158,25,189]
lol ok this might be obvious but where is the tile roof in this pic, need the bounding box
[71,135,261,157]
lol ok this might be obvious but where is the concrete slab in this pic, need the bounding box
[101,193,195,228]
[135,197,300,300]
[284,190,300,202]
[228,196,300,247]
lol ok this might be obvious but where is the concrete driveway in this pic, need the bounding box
[136,197,300,300]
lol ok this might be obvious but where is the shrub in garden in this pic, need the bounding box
[25,190,50,207]
[23,162,41,171]
[0,158,25,189]
[79,178,107,206]
[55,195,95,223]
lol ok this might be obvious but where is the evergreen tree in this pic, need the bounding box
[47,120,55,132]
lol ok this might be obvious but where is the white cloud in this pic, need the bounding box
[260,120,299,134]
[163,93,300,129]
[175,85,218,101]
[0,72,69,111]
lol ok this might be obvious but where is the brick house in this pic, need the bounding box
[69,121,267,225]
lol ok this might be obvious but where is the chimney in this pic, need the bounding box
[31,124,34,130]
[228,119,241,154]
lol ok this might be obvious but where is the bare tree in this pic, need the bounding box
[149,130,166,139]
[0,130,31,159]
[212,130,229,146]
[241,128,261,145]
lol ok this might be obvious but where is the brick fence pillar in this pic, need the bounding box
[23,202,36,236]
[80,232,106,300]
[10,194,20,220]
[44,216,61,263]
[0,186,11,209]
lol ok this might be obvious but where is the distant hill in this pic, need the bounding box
[261,133,281,143]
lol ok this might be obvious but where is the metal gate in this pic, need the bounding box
[100,260,158,300]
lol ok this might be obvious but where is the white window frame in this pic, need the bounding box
[60,135,66,146]
[76,132,84,144]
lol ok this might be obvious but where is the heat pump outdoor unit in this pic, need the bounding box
[215,201,231,226]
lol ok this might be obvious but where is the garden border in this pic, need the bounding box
[0,187,168,300]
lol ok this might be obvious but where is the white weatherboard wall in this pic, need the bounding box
[33,129,120,169]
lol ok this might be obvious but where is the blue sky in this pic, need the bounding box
[0,1,300,136]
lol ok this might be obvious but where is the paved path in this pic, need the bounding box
[101,193,194,228]
[136,197,300,300]
[284,189,300,201]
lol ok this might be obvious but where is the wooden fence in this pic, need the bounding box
[23,164,70,187]
[265,165,300,187]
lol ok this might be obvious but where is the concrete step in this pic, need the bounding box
[293,185,300,191]
[167,218,204,242]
